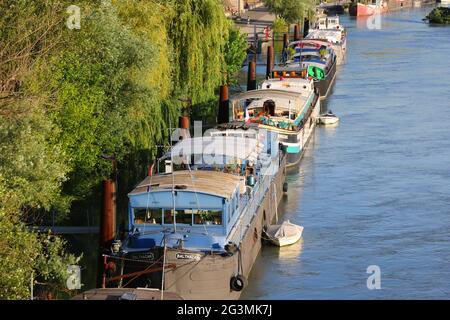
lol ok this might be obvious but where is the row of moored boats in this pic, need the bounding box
[92,14,347,300]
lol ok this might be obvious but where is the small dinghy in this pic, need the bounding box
[265,220,304,247]
[318,110,339,125]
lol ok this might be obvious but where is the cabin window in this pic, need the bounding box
[161,209,223,226]
[164,209,193,225]
[134,208,162,225]
[193,210,223,226]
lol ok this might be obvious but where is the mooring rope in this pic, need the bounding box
[160,235,167,300]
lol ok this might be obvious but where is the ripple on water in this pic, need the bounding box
[241,8,450,300]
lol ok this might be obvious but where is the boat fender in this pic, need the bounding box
[283,182,288,193]
[230,275,247,292]
[225,242,238,254]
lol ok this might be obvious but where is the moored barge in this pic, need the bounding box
[275,40,337,99]
[349,0,389,16]
[101,126,287,299]
[231,77,320,166]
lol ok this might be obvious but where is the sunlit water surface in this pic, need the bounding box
[241,8,450,299]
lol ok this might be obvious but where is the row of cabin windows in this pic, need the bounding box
[134,208,223,226]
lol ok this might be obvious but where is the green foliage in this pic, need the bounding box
[0,0,248,299]
[224,26,248,85]
[263,0,315,24]
[272,17,289,33]
[112,0,179,149]
[425,7,450,24]
[0,97,69,214]
[34,232,81,290]
[0,215,80,299]
[286,47,296,61]
[0,216,37,299]
[167,0,229,104]
[38,2,160,198]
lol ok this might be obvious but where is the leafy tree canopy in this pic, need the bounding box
[263,0,316,24]
[0,0,249,299]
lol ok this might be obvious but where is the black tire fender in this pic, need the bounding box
[230,275,247,292]
[283,182,288,193]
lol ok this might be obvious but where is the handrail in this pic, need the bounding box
[228,157,279,245]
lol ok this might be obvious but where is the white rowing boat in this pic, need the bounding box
[265,220,304,247]
[318,111,339,125]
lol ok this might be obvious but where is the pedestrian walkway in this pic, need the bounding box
[233,6,276,40]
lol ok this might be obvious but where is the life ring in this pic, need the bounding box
[230,275,247,292]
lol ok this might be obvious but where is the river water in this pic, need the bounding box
[241,7,450,299]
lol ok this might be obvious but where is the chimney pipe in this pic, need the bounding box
[178,116,190,130]
[217,85,229,124]
[294,24,300,41]
[178,116,190,140]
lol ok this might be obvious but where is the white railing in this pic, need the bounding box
[228,158,279,245]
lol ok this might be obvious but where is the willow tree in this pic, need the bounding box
[112,0,180,151]
[165,0,229,105]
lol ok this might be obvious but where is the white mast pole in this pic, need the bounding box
[170,121,177,233]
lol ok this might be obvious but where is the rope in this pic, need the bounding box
[273,184,278,223]
[121,255,164,288]
[161,235,167,300]
[142,164,155,235]
[104,254,162,265]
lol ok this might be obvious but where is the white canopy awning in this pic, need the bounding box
[169,136,264,164]
[306,30,342,43]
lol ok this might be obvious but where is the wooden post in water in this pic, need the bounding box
[247,60,256,91]
[97,179,116,288]
[303,18,310,38]
[266,46,274,79]
[283,33,289,48]
[294,24,300,41]
[217,85,229,124]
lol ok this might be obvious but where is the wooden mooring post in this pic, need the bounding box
[266,46,274,79]
[247,60,256,91]
[97,179,116,288]
[217,85,229,124]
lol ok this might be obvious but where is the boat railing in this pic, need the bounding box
[228,159,278,245]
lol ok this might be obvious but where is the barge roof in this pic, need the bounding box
[169,136,260,162]
[231,89,303,102]
[129,170,242,199]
